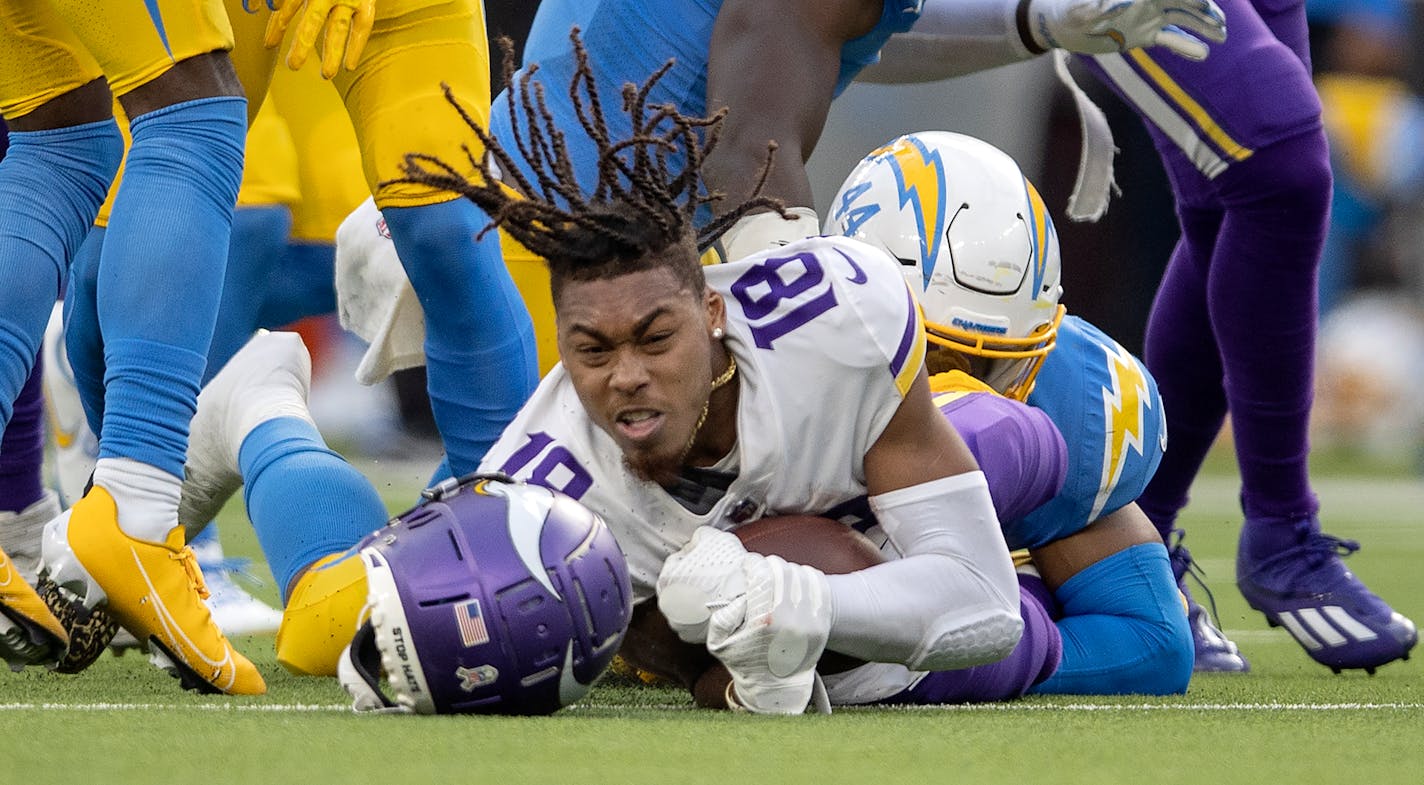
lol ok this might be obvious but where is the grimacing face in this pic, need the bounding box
[555,267,725,486]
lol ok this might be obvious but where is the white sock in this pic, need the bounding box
[91,457,182,543]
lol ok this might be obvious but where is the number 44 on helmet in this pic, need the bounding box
[338,475,634,715]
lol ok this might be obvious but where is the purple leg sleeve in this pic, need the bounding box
[887,575,1062,704]
[1140,130,1331,548]
[0,352,45,511]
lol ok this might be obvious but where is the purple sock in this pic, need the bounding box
[1140,130,1330,559]
[1,352,45,512]
[889,576,1063,704]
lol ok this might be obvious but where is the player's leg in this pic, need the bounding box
[1,359,49,532]
[0,356,71,669]
[1027,505,1193,695]
[1209,130,1417,671]
[884,577,1062,704]
[181,331,387,676]
[334,0,539,475]
[1128,205,1249,673]
[0,355,63,575]
[34,0,264,693]
[1135,207,1226,540]
[0,6,122,670]
[193,113,307,636]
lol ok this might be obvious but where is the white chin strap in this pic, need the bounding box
[337,623,413,715]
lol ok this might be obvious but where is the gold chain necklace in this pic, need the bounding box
[684,353,738,458]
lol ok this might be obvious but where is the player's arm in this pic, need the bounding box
[820,367,1024,671]
[702,0,879,259]
[858,0,1228,84]
[941,392,1069,524]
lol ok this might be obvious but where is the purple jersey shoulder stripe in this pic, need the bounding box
[889,284,925,395]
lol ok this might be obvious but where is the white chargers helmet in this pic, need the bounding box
[826,131,1065,400]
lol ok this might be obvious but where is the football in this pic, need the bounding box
[731,514,885,577]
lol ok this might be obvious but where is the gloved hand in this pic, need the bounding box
[1024,0,1228,62]
[706,554,832,715]
[264,0,377,79]
[657,527,753,644]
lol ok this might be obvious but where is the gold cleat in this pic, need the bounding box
[276,550,369,677]
[42,487,266,694]
[0,543,69,670]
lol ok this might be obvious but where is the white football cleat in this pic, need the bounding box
[41,303,98,507]
[0,490,61,585]
[191,539,282,637]
[180,330,315,532]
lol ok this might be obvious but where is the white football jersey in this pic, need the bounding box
[478,235,926,603]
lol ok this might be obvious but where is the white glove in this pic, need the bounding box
[656,527,753,644]
[1025,0,1228,62]
[706,555,833,715]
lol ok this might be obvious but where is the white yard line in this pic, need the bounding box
[3,701,1421,713]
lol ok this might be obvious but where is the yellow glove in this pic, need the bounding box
[264,0,377,79]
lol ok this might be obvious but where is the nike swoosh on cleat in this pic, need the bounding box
[128,546,237,693]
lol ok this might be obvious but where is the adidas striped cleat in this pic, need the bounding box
[1237,531,1417,674]
[0,543,69,670]
[1169,530,1249,673]
[41,487,266,694]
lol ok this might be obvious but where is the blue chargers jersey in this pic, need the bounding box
[491,0,921,215]
[1018,315,1168,547]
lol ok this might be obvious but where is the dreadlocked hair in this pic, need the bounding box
[388,28,786,301]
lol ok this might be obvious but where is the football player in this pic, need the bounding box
[867,0,1419,673]
[37,0,543,674]
[829,131,1192,694]
[1075,0,1417,674]
[253,0,542,479]
[162,56,1048,713]
[42,55,366,650]
[0,0,264,691]
[447,53,1073,714]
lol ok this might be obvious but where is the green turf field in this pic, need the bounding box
[6,454,1422,785]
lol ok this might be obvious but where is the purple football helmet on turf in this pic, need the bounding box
[338,474,633,715]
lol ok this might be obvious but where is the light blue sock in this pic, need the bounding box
[258,241,335,327]
[238,417,386,599]
[381,200,539,475]
[208,205,294,375]
[0,120,122,428]
[97,96,246,477]
[1030,542,1193,695]
[62,227,106,436]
